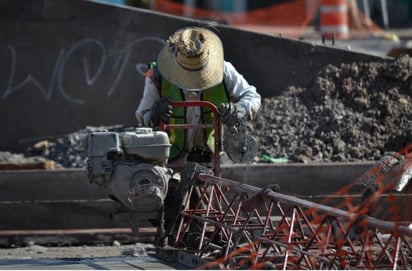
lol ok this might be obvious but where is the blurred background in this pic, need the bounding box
[93,0,412,40]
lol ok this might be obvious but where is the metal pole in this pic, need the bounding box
[183,0,195,17]
[362,0,370,19]
[380,0,389,29]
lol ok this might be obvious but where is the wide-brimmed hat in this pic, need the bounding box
[157,27,224,91]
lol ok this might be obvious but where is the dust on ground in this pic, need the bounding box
[0,241,154,259]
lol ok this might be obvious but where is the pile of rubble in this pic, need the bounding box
[22,125,127,168]
[2,56,412,168]
[253,55,412,163]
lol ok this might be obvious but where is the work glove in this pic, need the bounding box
[150,97,173,126]
[219,102,246,128]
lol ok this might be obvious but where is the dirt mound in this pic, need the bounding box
[254,55,412,163]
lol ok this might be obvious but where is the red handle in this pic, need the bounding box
[159,100,222,176]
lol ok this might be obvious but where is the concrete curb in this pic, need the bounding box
[0,162,375,232]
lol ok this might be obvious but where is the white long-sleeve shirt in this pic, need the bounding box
[135,61,261,151]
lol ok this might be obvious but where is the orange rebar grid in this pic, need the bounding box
[168,145,412,269]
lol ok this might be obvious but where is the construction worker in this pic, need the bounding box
[135,26,261,247]
[135,26,261,164]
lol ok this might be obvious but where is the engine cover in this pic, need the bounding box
[109,162,172,212]
[119,129,171,165]
[86,131,122,184]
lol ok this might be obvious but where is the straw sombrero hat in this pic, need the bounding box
[157,27,224,91]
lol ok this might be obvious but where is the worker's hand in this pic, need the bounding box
[220,102,246,127]
[150,97,173,126]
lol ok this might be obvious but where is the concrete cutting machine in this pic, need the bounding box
[85,101,257,244]
[85,101,412,269]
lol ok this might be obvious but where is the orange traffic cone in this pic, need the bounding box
[320,0,349,39]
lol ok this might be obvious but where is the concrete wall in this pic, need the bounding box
[0,0,386,153]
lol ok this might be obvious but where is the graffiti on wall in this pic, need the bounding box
[2,36,165,104]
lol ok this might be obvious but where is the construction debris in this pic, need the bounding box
[0,152,55,170]
[254,55,412,163]
[23,125,126,169]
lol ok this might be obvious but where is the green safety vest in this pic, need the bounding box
[147,62,229,160]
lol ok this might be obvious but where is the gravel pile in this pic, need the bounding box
[23,125,127,168]
[253,55,412,163]
[3,56,412,168]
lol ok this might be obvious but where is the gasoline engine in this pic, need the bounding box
[84,106,259,245]
[85,127,174,233]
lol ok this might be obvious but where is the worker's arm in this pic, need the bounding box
[223,61,261,120]
[135,76,160,126]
